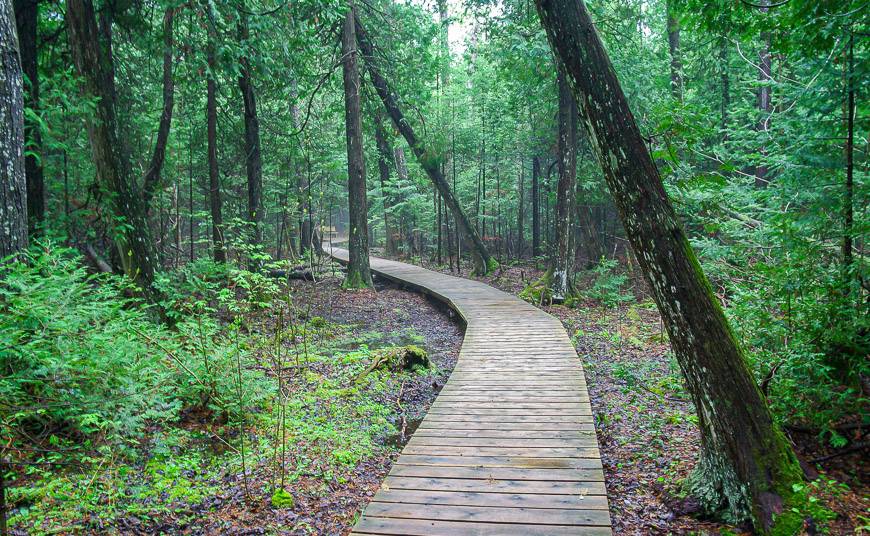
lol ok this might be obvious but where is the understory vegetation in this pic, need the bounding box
[1,243,453,533]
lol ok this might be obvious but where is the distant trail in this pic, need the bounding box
[327,245,612,535]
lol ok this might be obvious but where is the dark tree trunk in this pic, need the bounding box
[535,0,802,531]
[1,0,27,258]
[205,9,225,263]
[142,7,175,212]
[516,157,524,257]
[843,29,854,271]
[755,1,771,188]
[374,111,398,256]
[666,0,682,101]
[67,0,160,295]
[531,155,541,257]
[237,10,263,250]
[394,145,411,253]
[12,0,42,235]
[341,3,372,288]
[549,69,576,301]
[719,37,729,137]
[355,17,495,274]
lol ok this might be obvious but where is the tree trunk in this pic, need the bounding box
[535,0,802,531]
[531,155,541,257]
[205,8,225,263]
[374,111,398,256]
[237,9,263,250]
[394,145,410,253]
[549,69,576,301]
[665,0,682,102]
[12,0,42,235]
[355,17,495,274]
[1,0,27,259]
[755,1,771,188]
[142,7,175,212]
[341,3,372,288]
[516,157,524,257]
[719,37,729,137]
[67,0,160,295]
[843,29,854,271]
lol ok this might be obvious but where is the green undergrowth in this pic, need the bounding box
[1,242,434,534]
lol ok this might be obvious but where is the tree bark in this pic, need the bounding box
[531,155,541,257]
[374,111,398,256]
[341,3,372,288]
[237,9,263,250]
[516,157,524,257]
[142,7,175,212]
[549,69,576,301]
[67,0,160,295]
[843,29,854,271]
[1,0,27,259]
[394,145,410,253]
[755,0,771,188]
[205,7,225,263]
[719,37,729,137]
[12,0,42,235]
[355,17,495,274]
[665,0,682,102]
[535,0,802,531]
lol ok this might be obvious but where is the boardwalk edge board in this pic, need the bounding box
[327,245,612,535]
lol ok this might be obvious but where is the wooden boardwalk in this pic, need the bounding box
[327,246,611,536]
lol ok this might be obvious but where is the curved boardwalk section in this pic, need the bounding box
[328,247,612,535]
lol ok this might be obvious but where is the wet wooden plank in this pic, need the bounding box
[325,246,612,534]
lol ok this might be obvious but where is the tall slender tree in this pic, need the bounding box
[374,111,398,256]
[1,0,27,258]
[548,69,577,301]
[237,9,264,250]
[531,155,541,256]
[535,0,802,531]
[205,3,225,263]
[142,7,176,212]
[12,0,42,234]
[341,2,372,288]
[665,0,682,101]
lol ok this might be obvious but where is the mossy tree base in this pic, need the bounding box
[342,269,372,289]
[520,269,576,305]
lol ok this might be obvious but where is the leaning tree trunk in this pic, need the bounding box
[535,0,802,531]
[237,9,263,251]
[0,0,27,259]
[341,3,372,288]
[355,17,495,275]
[67,0,160,296]
[205,9,225,263]
[549,68,577,301]
[12,0,43,235]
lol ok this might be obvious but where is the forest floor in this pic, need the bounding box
[7,269,463,536]
[396,252,868,535]
[8,252,866,535]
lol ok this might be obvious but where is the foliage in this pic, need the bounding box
[0,243,181,448]
[583,258,635,308]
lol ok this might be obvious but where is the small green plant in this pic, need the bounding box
[584,258,634,308]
